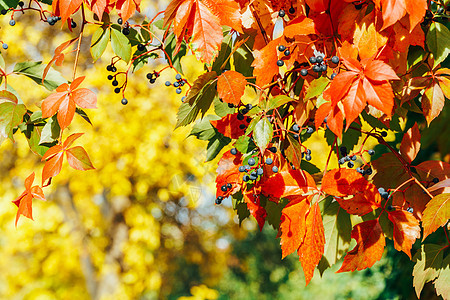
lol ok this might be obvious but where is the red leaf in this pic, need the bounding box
[404,0,427,30]
[41,92,67,118]
[362,79,394,117]
[261,169,314,199]
[215,150,242,198]
[400,123,421,163]
[243,192,267,231]
[341,78,365,126]
[324,71,358,106]
[252,38,280,87]
[337,219,385,272]
[57,96,76,130]
[42,152,64,185]
[210,113,247,139]
[297,202,325,285]
[280,196,309,258]
[90,0,108,18]
[66,146,95,170]
[422,193,450,240]
[374,0,406,30]
[364,59,400,82]
[388,210,420,258]
[217,71,247,106]
[12,172,46,226]
[305,0,329,12]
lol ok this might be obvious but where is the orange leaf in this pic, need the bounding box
[280,196,309,259]
[115,0,141,23]
[283,16,316,39]
[405,0,427,30]
[41,144,64,161]
[190,0,223,65]
[252,38,280,87]
[422,193,450,240]
[323,168,374,196]
[215,150,242,198]
[57,96,76,130]
[297,202,325,285]
[324,71,357,107]
[43,38,78,84]
[374,0,406,30]
[66,146,95,170]
[364,59,400,82]
[341,78,365,126]
[12,172,46,226]
[422,81,446,125]
[71,88,97,109]
[387,210,420,258]
[362,79,394,117]
[202,0,242,33]
[90,0,108,18]
[217,71,247,106]
[261,169,313,199]
[42,152,64,185]
[163,0,187,28]
[210,113,247,139]
[63,133,84,148]
[400,123,421,163]
[337,219,385,272]
[53,0,83,24]
[41,92,67,118]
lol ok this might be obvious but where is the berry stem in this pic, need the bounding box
[72,3,86,80]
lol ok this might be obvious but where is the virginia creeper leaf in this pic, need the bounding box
[387,209,420,258]
[422,193,450,240]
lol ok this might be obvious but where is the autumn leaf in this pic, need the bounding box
[261,169,314,199]
[202,0,242,33]
[387,209,420,258]
[337,219,385,272]
[41,133,94,184]
[210,113,247,139]
[52,0,83,24]
[422,80,446,125]
[41,77,97,130]
[12,172,45,226]
[215,149,242,198]
[115,0,141,23]
[43,38,78,84]
[283,16,316,38]
[422,193,450,240]
[412,244,445,298]
[399,123,421,163]
[252,39,280,87]
[243,191,267,231]
[279,196,309,258]
[297,202,325,285]
[217,71,246,106]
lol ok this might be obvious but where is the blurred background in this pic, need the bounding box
[0,1,443,299]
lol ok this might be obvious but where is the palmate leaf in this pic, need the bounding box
[413,243,445,298]
[422,193,450,240]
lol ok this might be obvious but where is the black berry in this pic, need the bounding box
[289,7,295,14]
[316,56,323,64]
[237,114,244,121]
[331,73,337,80]
[432,178,439,184]
[312,65,321,73]
[18,1,24,7]
[107,65,112,71]
[269,147,277,153]
[150,78,156,84]
[71,20,77,28]
[112,80,119,86]
[331,56,339,64]
[122,28,130,35]
[437,7,444,14]
[320,64,327,72]
[226,183,232,189]
[284,49,290,56]
[248,158,256,166]
[305,154,312,161]
[278,9,285,17]
[365,168,373,175]
[230,148,237,155]
[221,185,227,192]
[1,9,7,15]
[278,45,286,52]
[114,88,121,94]
[118,17,123,25]
[347,161,354,168]
[309,57,317,64]
[137,43,146,51]
[9,19,15,26]
[368,149,375,155]
[300,69,308,76]
[111,66,117,72]
[277,60,284,67]
[239,124,246,129]
[228,103,234,108]
[121,98,128,105]
[381,131,387,137]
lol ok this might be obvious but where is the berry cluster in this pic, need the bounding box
[165,73,186,94]
[338,146,374,175]
[378,187,390,200]
[276,45,291,67]
[47,16,61,26]
[147,71,160,84]
[278,7,296,18]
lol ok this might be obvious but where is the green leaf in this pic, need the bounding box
[265,198,288,230]
[0,0,18,10]
[434,254,450,300]
[75,108,92,125]
[253,117,273,152]
[213,96,234,117]
[206,130,231,161]
[233,38,254,78]
[300,161,320,174]
[427,22,450,68]
[189,115,220,140]
[265,95,292,111]
[212,32,232,73]
[318,197,352,275]
[305,77,329,100]
[13,61,67,91]
[110,27,132,63]
[413,244,445,298]
[164,33,187,74]
[91,27,110,62]
[39,115,60,144]
[245,115,261,135]
[232,192,250,225]
[235,135,255,154]
[26,125,53,156]
[176,72,217,128]
[0,93,27,143]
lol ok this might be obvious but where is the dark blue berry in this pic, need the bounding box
[432,178,439,183]
[365,168,373,175]
[406,207,413,213]
[230,148,237,155]
[309,57,317,64]
[118,17,123,25]
[239,124,246,129]
[146,73,153,79]
[284,50,290,56]
[368,149,375,155]
[173,82,180,87]
[165,81,171,86]
[305,154,311,161]
[175,74,182,80]
[71,20,77,28]
[2,43,7,50]
[257,168,263,176]
[9,19,15,26]
[122,27,130,35]
[221,185,227,192]
[107,75,113,80]
[306,127,314,134]
[239,166,245,172]
[289,7,295,14]
[312,65,321,73]
[265,157,273,165]
[278,9,285,17]
[331,73,337,80]
[112,80,119,86]
[347,161,354,168]
[300,69,308,76]
[320,64,327,72]
[114,88,121,94]
[248,158,256,166]
[176,88,182,94]
[331,56,339,64]
[243,175,250,182]
[121,98,128,105]
[351,155,357,161]
[137,43,146,51]
[237,113,244,121]
[277,60,284,67]
[272,166,279,173]
[381,131,387,137]
[227,183,232,189]
[269,147,277,153]
[278,45,286,52]
[316,56,323,64]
